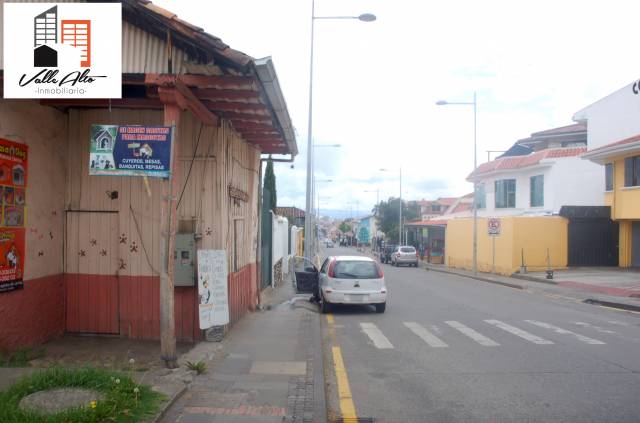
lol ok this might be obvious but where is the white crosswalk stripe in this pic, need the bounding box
[445,320,499,346]
[403,322,449,348]
[525,320,606,345]
[360,322,394,349]
[484,319,554,345]
[573,322,617,334]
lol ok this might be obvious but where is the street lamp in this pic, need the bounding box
[436,92,478,275]
[380,167,402,245]
[304,0,376,260]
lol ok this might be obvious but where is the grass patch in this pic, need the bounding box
[0,347,46,367]
[0,367,164,422]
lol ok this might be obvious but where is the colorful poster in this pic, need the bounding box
[0,139,28,293]
[89,124,173,178]
[197,250,229,329]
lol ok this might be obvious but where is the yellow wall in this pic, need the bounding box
[445,216,568,276]
[608,153,640,220]
[618,221,632,267]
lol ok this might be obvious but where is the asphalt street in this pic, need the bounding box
[321,247,640,423]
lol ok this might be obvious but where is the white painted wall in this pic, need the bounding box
[472,156,604,218]
[574,81,640,149]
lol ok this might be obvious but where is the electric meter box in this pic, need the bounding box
[174,233,196,286]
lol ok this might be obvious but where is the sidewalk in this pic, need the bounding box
[159,278,326,423]
[420,261,640,313]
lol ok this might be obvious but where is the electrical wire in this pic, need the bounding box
[177,122,204,208]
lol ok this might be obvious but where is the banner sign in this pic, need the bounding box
[0,139,27,293]
[89,124,173,178]
[488,218,501,236]
[197,250,229,329]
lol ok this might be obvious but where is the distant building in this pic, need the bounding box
[274,207,305,229]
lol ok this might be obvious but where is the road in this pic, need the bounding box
[321,247,640,423]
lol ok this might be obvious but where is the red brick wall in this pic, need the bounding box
[0,274,65,351]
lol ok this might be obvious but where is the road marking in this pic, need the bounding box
[404,322,449,348]
[573,321,617,334]
[484,319,554,345]
[326,314,334,324]
[332,346,357,420]
[525,320,606,345]
[445,320,499,346]
[360,322,394,349]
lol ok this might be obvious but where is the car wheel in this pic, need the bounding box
[320,296,331,314]
[375,303,386,313]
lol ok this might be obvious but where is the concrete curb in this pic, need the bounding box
[423,264,523,290]
[149,383,188,423]
[583,298,640,313]
[511,273,558,285]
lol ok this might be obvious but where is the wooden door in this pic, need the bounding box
[65,211,119,334]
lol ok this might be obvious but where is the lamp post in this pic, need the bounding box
[304,0,376,260]
[380,167,402,244]
[436,92,478,275]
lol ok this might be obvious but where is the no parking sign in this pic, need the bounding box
[488,218,501,236]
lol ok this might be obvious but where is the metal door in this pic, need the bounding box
[65,211,120,334]
[568,218,618,267]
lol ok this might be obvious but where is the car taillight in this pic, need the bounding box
[375,263,384,278]
[327,260,337,278]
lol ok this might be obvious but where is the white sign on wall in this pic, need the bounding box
[197,250,229,329]
[488,218,501,236]
[3,3,122,98]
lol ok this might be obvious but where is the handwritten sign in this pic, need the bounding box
[197,250,229,329]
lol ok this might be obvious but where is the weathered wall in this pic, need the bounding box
[445,216,568,276]
[0,100,68,350]
[64,108,260,341]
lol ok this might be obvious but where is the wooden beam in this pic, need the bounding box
[238,130,280,137]
[222,112,272,122]
[145,73,256,90]
[244,137,284,143]
[40,98,163,109]
[231,122,275,131]
[160,104,180,369]
[204,101,268,113]
[193,88,260,101]
[173,79,220,126]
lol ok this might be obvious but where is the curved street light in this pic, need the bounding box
[304,1,376,260]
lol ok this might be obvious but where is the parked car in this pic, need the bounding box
[380,244,397,264]
[325,240,334,248]
[391,245,419,267]
[317,256,387,313]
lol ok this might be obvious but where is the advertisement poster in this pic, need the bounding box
[89,124,172,178]
[197,250,229,329]
[0,139,27,293]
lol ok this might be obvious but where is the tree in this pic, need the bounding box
[375,197,420,243]
[339,221,351,234]
[263,159,277,213]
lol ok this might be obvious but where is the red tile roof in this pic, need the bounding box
[451,202,472,213]
[468,147,587,179]
[438,197,457,206]
[405,219,448,226]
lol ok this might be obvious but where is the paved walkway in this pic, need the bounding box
[159,279,326,423]
[519,267,640,297]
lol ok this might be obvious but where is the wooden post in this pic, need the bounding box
[160,103,180,368]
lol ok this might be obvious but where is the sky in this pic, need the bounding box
[155,0,640,217]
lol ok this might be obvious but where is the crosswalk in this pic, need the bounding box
[352,319,615,350]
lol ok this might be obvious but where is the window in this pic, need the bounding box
[605,163,614,191]
[320,258,330,274]
[530,175,544,207]
[624,156,640,187]
[495,179,516,208]
[475,183,486,209]
[332,260,380,279]
[400,247,415,253]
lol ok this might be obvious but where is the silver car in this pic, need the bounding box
[391,246,419,267]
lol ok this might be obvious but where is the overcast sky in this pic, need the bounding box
[156,0,640,216]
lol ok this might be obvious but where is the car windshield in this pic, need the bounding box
[332,261,379,279]
[400,247,415,253]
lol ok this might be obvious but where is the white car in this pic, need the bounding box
[318,256,387,313]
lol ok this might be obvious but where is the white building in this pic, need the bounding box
[464,124,604,217]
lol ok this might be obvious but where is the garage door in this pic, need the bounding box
[568,218,618,267]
